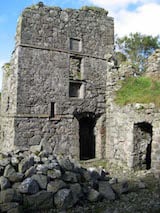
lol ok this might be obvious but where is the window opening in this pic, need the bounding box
[70,38,81,52]
[50,102,55,118]
[69,82,82,98]
[70,56,82,80]
[6,97,10,111]
[133,122,152,170]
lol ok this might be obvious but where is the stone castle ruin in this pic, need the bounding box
[1,3,114,160]
[1,3,160,173]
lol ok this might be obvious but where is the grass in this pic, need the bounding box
[115,76,160,107]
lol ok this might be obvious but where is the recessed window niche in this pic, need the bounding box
[70,38,81,52]
[70,56,82,80]
[69,82,84,98]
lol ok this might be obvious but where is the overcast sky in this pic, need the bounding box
[0,0,160,89]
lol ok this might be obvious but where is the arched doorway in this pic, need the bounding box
[79,115,96,160]
[133,122,152,170]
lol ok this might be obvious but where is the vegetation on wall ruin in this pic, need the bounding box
[115,77,160,107]
[81,6,108,15]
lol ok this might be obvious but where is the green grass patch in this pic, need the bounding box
[115,76,160,107]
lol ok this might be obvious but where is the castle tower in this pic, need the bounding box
[1,3,114,159]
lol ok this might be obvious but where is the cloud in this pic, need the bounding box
[88,0,158,10]
[115,3,160,36]
[89,0,137,9]
[87,0,160,36]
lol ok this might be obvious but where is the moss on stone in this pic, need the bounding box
[80,6,108,15]
[25,3,62,12]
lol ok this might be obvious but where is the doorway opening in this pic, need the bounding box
[79,115,96,160]
[133,122,152,170]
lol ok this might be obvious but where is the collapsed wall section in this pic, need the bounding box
[0,48,19,150]
[106,61,160,172]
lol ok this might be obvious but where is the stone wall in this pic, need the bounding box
[106,60,160,172]
[1,49,18,115]
[14,116,79,158]
[16,4,113,57]
[0,3,114,160]
[145,49,160,79]
[0,48,19,150]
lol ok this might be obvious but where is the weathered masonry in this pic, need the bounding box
[0,3,114,159]
[106,51,160,173]
[2,3,160,173]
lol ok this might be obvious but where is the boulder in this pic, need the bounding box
[47,169,61,179]
[36,164,48,174]
[99,181,116,200]
[11,156,19,167]
[12,183,21,191]
[70,183,82,204]
[0,166,4,176]
[0,202,20,213]
[47,180,66,194]
[4,165,23,182]
[47,160,60,170]
[0,158,10,167]
[0,189,22,204]
[54,189,74,209]
[32,174,48,190]
[25,166,36,178]
[80,168,91,182]
[18,157,34,173]
[12,173,24,183]
[87,188,100,202]
[4,165,16,180]
[0,176,11,190]
[62,171,78,183]
[23,191,53,210]
[19,178,39,194]
[58,157,74,171]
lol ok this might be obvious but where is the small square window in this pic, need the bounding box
[70,38,81,52]
[69,82,82,98]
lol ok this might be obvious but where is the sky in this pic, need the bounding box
[0,0,160,89]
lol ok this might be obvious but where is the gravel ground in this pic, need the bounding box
[68,160,160,213]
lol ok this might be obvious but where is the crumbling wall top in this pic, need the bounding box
[15,2,114,58]
[145,49,160,79]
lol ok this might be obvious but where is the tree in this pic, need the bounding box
[115,33,160,73]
